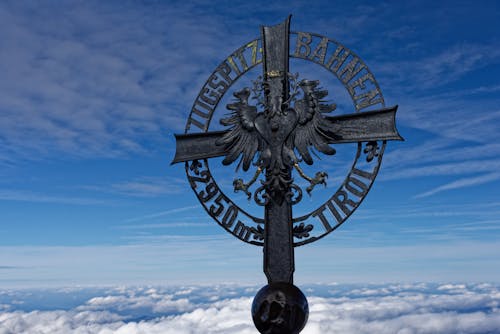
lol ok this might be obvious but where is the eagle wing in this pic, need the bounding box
[215,88,262,171]
[289,80,337,165]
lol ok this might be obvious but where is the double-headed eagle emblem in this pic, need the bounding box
[216,77,339,201]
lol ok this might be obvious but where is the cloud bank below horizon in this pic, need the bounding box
[1,283,500,333]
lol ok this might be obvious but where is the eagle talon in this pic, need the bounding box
[232,167,263,200]
[233,178,251,199]
[293,163,328,196]
[306,171,328,195]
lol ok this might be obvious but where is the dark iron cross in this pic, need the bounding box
[173,18,401,284]
[172,17,402,333]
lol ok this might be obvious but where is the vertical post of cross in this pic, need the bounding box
[252,18,308,334]
[261,16,295,284]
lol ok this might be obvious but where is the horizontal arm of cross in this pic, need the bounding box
[171,105,403,164]
[171,131,227,164]
[324,105,403,143]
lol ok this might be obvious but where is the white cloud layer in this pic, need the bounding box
[1,283,500,333]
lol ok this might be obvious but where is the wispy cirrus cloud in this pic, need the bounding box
[378,97,500,197]
[118,222,209,230]
[81,176,187,198]
[2,1,495,163]
[415,172,500,198]
[123,205,200,223]
[0,2,236,161]
[376,43,500,91]
[381,158,500,181]
[384,139,500,169]
[1,1,497,203]
[0,266,21,270]
[0,189,110,205]
[378,127,500,196]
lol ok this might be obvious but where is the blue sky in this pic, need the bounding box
[0,0,499,288]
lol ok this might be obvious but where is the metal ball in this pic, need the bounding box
[251,282,309,334]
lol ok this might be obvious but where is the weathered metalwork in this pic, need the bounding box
[172,16,402,333]
[252,282,309,334]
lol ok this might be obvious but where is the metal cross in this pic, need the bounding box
[172,17,402,333]
[172,17,401,284]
